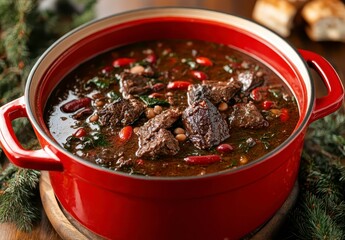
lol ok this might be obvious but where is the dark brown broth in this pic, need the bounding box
[44,40,299,177]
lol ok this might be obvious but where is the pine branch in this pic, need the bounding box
[1,0,36,67]
[0,0,96,233]
[0,1,17,29]
[0,167,41,232]
[0,164,17,191]
[71,0,96,28]
[280,110,345,239]
[0,68,22,104]
[291,193,344,240]
[306,111,345,157]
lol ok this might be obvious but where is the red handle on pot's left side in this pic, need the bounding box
[299,49,344,123]
[0,97,63,171]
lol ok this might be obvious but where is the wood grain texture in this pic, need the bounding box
[0,207,61,240]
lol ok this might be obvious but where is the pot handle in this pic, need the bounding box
[299,49,344,123]
[0,97,63,171]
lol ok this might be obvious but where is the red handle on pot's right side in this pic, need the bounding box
[0,97,63,171]
[299,49,344,123]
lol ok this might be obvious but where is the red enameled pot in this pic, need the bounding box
[0,8,343,240]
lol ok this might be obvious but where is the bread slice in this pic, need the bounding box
[252,0,299,37]
[301,0,345,42]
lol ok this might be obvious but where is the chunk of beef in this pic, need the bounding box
[228,101,268,129]
[182,99,230,149]
[98,98,145,127]
[187,84,205,105]
[119,72,151,99]
[237,70,265,92]
[136,108,181,158]
[136,108,182,140]
[136,128,179,158]
[187,79,242,105]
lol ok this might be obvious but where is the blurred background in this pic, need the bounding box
[95,0,256,18]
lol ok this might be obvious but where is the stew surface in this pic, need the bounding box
[45,39,299,177]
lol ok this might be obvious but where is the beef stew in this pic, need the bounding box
[44,40,299,177]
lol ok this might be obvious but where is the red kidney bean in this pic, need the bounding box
[119,126,133,141]
[196,56,213,66]
[136,159,145,165]
[250,88,262,101]
[250,86,268,102]
[152,83,165,92]
[72,108,93,120]
[149,93,165,99]
[262,100,274,110]
[74,128,86,138]
[112,58,136,67]
[145,54,157,64]
[280,108,289,122]
[190,70,208,81]
[167,81,191,90]
[101,66,113,75]
[61,97,91,113]
[250,87,268,102]
[216,144,234,153]
[184,155,221,165]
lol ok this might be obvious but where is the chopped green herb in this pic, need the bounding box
[64,132,109,151]
[107,91,121,102]
[223,65,234,74]
[187,61,198,69]
[262,141,270,150]
[226,160,238,168]
[261,132,275,139]
[114,73,122,82]
[238,142,249,153]
[181,58,198,69]
[89,132,109,147]
[260,133,274,150]
[85,76,113,89]
[225,55,240,63]
[238,137,257,153]
[133,61,150,67]
[268,88,282,98]
[139,95,170,107]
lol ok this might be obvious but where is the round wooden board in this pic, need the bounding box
[40,171,299,240]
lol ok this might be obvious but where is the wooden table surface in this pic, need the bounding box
[1,0,344,239]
